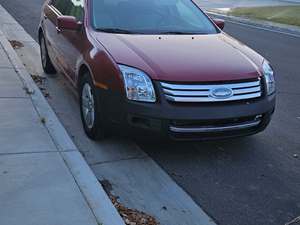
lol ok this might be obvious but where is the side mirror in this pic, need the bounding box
[57,16,81,32]
[213,19,225,30]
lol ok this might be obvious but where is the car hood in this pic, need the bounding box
[93,32,264,82]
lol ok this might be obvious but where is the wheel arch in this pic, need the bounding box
[77,63,94,89]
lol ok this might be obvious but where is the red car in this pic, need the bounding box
[39,0,276,140]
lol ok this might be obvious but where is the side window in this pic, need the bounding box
[52,0,84,22]
[52,0,68,14]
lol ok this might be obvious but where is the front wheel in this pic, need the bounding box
[79,73,106,140]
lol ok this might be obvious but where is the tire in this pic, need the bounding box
[79,72,106,140]
[39,33,56,74]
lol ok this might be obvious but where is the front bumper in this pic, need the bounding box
[100,85,276,140]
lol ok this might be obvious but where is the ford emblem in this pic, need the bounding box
[211,87,233,99]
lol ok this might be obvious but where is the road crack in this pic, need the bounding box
[285,216,300,225]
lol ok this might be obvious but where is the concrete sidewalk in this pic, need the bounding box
[0,29,124,225]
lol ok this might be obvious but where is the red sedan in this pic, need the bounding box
[39,0,276,140]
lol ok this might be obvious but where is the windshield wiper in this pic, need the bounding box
[159,31,208,35]
[96,28,134,34]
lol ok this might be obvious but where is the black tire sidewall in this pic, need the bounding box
[39,34,56,74]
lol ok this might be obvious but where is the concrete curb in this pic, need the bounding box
[0,29,125,225]
[206,10,300,38]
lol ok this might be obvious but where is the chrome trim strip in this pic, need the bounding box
[165,92,261,102]
[170,120,261,133]
[162,89,210,96]
[233,86,261,94]
[161,80,260,90]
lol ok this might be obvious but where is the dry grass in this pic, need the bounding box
[229,6,300,27]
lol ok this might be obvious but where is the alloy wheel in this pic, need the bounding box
[81,83,95,129]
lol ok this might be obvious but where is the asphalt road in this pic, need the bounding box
[1,1,300,225]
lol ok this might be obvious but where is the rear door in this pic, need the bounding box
[43,0,69,74]
[43,0,64,68]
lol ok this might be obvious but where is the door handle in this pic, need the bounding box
[43,14,48,20]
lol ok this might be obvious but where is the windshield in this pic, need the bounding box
[91,0,219,34]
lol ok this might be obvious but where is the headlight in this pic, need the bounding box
[262,61,275,95]
[118,65,156,102]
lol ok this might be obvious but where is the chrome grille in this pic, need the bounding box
[161,79,262,103]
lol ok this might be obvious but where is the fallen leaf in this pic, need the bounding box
[9,40,24,49]
[23,86,34,95]
[100,180,160,225]
[40,118,46,124]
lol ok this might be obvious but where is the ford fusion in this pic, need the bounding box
[39,0,276,140]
